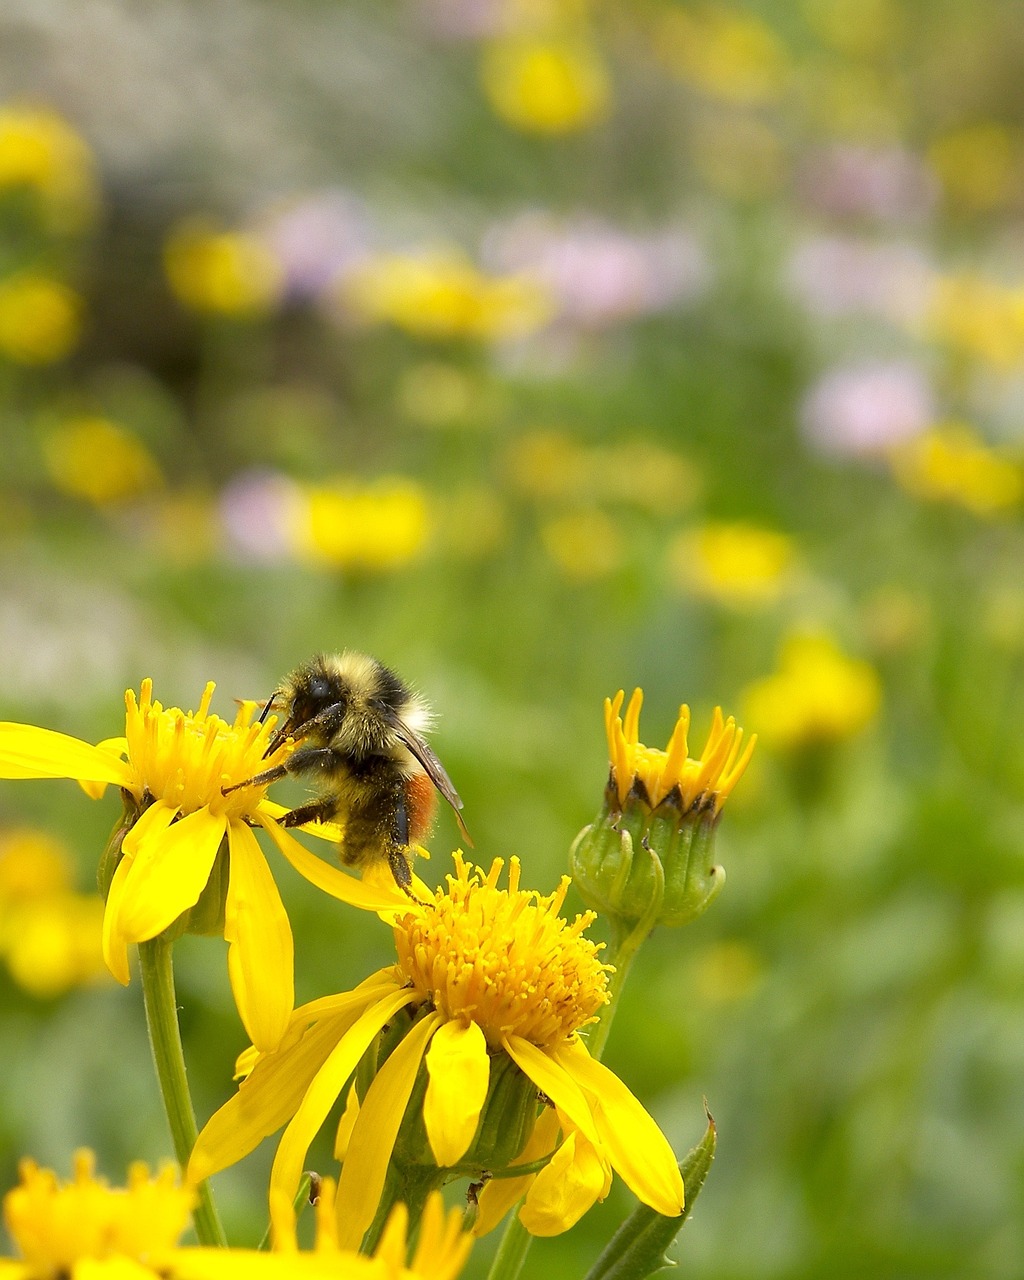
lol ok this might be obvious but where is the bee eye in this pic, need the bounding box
[310,678,331,701]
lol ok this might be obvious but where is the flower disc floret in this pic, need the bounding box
[394,853,609,1047]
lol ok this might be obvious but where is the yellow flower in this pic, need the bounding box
[889,423,1023,516]
[540,509,624,580]
[190,854,684,1246]
[670,521,796,606]
[0,682,408,1053]
[928,122,1017,213]
[0,106,98,231]
[480,36,611,134]
[0,829,71,902]
[0,1154,471,1280]
[165,220,281,316]
[743,633,881,749]
[654,8,790,106]
[296,479,431,571]
[343,250,551,341]
[928,272,1024,370]
[42,417,163,506]
[0,274,81,365]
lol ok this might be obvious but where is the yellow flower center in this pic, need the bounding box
[605,689,755,814]
[123,679,291,822]
[392,854,609,1048]
[3,1150,193,1276]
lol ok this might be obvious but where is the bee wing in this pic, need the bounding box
[394,721,473,846]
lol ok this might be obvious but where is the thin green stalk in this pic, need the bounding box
[485,1210,532,1280]
[139,935,226,1247]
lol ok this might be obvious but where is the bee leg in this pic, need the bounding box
[222,763,289,795]
[388,795,414,891]
[223,746,342,796]
[280,800,340,829]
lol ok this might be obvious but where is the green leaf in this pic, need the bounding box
[583,1106,717,1280]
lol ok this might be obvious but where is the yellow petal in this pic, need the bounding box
[101,854,134,985]
[225,820,294,1054]
[0,723,133,785]
[502,1035,600,1149]
[334,1010,442,1251]
[0,1260,30,1280]
[115,807,227,943]
[424,1019,490,1166]
[77,736,130,799]
[190,999,387,1182]
[473,1108,560,1237]
[519,1130,607,1236]
[74,1259,157,1280]
[333,1082,361,1161]
[257,798,343,843]
[270,988,419,1241]
[121,799,178,858]
[553,1038,684,1216]
[256,813,409,911]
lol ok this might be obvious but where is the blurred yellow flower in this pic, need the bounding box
[165,220,282,316]
[41,417,163,505]
[435,485,508,560]
[802,0,902,58]
[0,273,81,364]
[743,633,882,749]
[297,478,431,571]
[889,423,1023,517]
[928,272,1024,369]
[799,61,907,140]
[541,509,623,580]
[655,7,790,106]
[671,521,796,606]
[0,829,71,902]
[0,105,98,231]
[344,250,551,341]
[928,122,1017,213]
[481,35,610,134]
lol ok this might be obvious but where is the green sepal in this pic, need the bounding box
[582,1109,717,1280]
[97,791,141,899]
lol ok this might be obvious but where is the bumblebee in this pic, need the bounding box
[227,652,468,889]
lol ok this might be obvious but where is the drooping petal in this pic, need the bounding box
[501,1035,600,1149]
[334,1010,442,1251]
[114,808,227,944]
[225,820,294,1054]
[423,1019,490,1166]
[101,854,134,985]
[0,724,134,786]
[77,737,130,799]
[256,813,410,911]
[190,997,390,1183]
[270,988,419,1241]
[519,1130,608,1236]
[553,1038,684,1217]
[473,1108,560,1237]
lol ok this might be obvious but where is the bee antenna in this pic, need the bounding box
[258,693,281,726]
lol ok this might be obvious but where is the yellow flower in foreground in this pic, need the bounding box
[481,36,611,134]
[889,423,1023,517]
[165,220,281,316]
[190,854,683,1246]
[0,274,81,365]
[0,1153,471,1280]
[572,691,756,928]
[0,682,407,1052]
[671,521,796,606]
[42,417,163,506]
[743,633,881,750]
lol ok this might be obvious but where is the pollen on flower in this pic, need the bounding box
[3,1149,193,1273]
[392,853,610,1048]
[122,679,293,822]
[605,688,755,815]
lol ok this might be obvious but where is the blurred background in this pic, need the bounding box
[2,0,1024,1274]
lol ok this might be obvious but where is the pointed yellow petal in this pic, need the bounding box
[270,988,419,1242]
[189,997,387,1182]
[502,1035,600,1149]
[553,1038,683,1216]
[519,1130,608,1236]
[115,808,227,943]
[333,1083,361,1161]
[333,1010,442,1251]
[77,738,130,799]
[121,799,178,858]
[423,1019,490,1167]
[225,820,295,1054]
[256,813,409,911]
[101,854,134,985]
[473,1108,560,1237]
[0,723,133,785]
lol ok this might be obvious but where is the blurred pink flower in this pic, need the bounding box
[261,190,371,300]
[797,144,937,225]
[787,234,933,324]
[219,468,304,561]
[483,212,710,328]
[801,359,934,455]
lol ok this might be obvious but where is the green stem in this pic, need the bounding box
[485,1211,532,1280]
[139,935,226,1247]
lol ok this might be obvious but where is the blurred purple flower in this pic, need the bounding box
[219,469,303,561]
[787,234,934,325]
[801,359,934,456]
[413,0,506,39]
[797,145,937,225]
[482,213,710,328]
[261,190,371,300]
